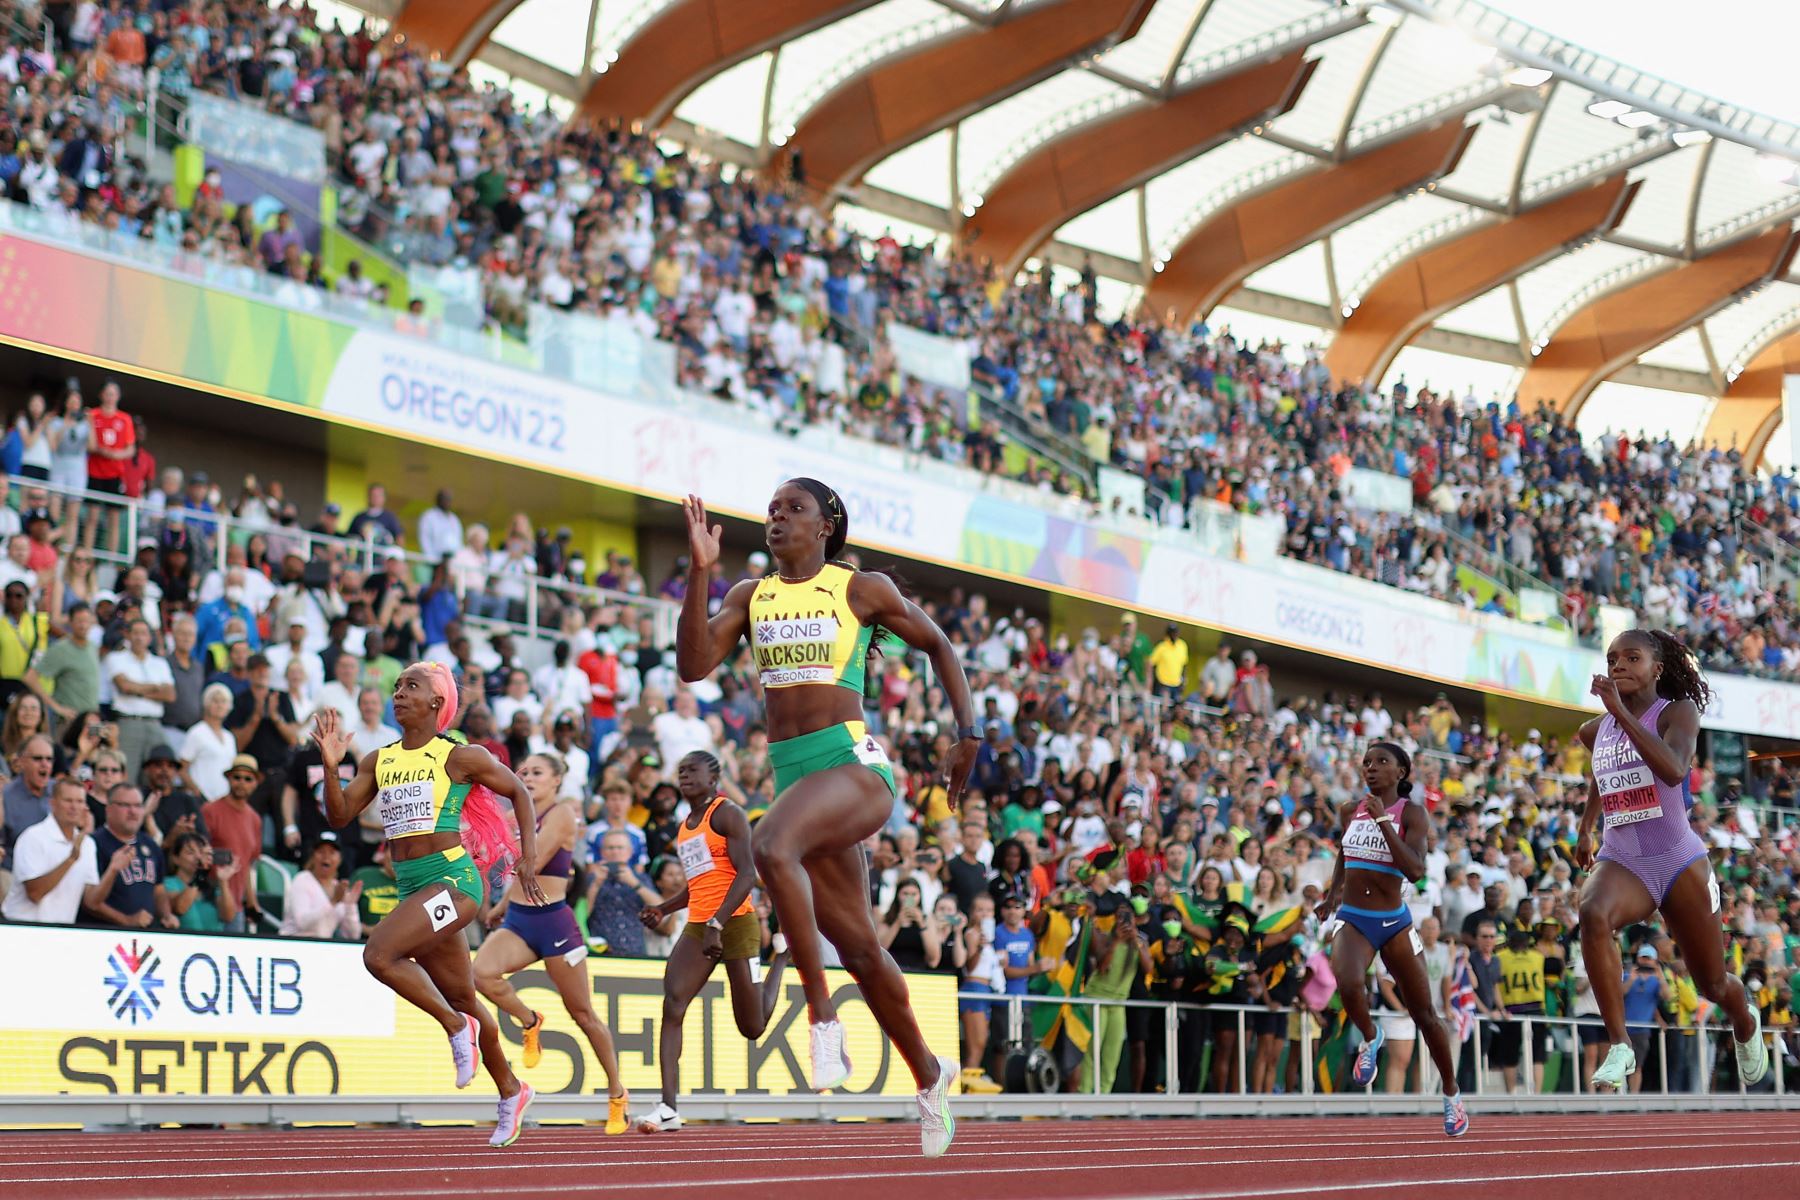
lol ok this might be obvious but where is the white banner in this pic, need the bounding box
[888,323,973,392]
[1342,467,1415,514]
[319,331,974,565]
[0,924,392,1037]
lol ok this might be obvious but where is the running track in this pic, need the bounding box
[2,1112,1797,1199]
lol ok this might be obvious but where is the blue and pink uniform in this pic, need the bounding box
[1592,697,1709,906]
[1336,793,1417,952]
[499,810,584,964]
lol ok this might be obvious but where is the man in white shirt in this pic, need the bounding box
[106,617,176,781]
[350,688,401,759]
[2,778,100,923]
[416,489,464,564]
[315,652,362,729]
[264,618,324,693]
[651,689,713,768]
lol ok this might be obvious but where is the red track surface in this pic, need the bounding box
[3,1112,1798,1199]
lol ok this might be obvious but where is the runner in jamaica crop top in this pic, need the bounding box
[747,563,873,693]
[375,736,469,840]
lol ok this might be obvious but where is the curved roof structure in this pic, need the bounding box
[371,0,1800,463]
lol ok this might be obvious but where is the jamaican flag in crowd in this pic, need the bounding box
[1254,904,1305,938]
[1031,916,1094,1054]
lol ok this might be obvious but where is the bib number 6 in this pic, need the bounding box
[424,889,458,932]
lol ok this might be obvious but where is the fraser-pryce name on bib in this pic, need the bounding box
[378,780,436,837]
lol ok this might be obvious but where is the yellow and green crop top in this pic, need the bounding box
[747,563,872,693]
[374,736,469,841]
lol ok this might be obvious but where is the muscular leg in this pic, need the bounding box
[543,951,625,1098]
[417,931,519,1098]
[1578,862,1656,1043]
[362,889,479,1034]
[656,935,717,1110]
[807,841,941,1089]
[472,928,539,1027]
[722,951,787,1040]
[1661,859,1756,1042]
[1330,926,1377,1041]
[1381,935,1459,1097]
[752,764,890,1025]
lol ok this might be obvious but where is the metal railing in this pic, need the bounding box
[4,473,680,655]
[964,991,1795,1099]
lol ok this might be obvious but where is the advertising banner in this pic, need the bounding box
[0,926,955,1098]
[888,323,974,392]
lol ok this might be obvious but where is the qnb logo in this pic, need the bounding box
[104,939,165,1025]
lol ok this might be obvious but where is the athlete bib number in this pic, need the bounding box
[677,834,715,880]
[377,780,437,838]
[1597,765,1659,829]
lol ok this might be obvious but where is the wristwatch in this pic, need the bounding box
[955,724,982,741]
[706,916,726,932]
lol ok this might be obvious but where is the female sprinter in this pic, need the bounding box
[315,664,543,1147]
[1318,742,1467,1136]
[473,751,631,1134]
[1576,629,1768,1090]
[634,750,790,1133]
[678,480,978,1157]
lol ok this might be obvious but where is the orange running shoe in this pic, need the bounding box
[605,1091,630,1135]
[522,1011,545,1069]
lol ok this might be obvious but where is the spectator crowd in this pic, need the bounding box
[8,0,1800,687]
[0,383,1794,1095]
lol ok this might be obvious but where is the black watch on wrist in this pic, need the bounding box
[955,724,982,741]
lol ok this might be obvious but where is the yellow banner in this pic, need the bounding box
[3,951,956,1099]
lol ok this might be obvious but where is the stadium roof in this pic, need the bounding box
[359,0,1800,463]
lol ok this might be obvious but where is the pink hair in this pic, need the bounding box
[410,661,520,886]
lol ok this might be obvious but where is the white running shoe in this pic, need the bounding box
[489,1081,534,1147]
[1590,1042,1636,1092]
[918,1056,958,1158]
[450,1013,479,1089]
[1737,1006,1769,1087]
[810,1018,852,1091]
[636,1102,683,1133]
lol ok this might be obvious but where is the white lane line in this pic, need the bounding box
[1129,1158,1800,1200]
[0,1124,1774,1169]
[10,1137,1798,1187]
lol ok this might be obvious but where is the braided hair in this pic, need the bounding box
[682,749,723,781]
[1623,628,1712,712]
[1368,740,1414,799]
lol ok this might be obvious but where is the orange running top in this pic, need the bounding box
[674,796,753,923]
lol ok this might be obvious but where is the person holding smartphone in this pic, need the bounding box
[583,829,661,955]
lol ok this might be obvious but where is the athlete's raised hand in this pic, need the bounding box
[684,494,722,573]
[312,707,348,764]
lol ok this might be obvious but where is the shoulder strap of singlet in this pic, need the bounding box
[700,795,728,834]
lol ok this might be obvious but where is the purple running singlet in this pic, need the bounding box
[1591,697,1710,906]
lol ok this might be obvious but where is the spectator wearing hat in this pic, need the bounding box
[537,710,591,794]
[309,502,344,540]
[201,754,266,931]
[0,576,47,708]
[105,616,174,780]
[2,778,100,925]
[1622,944,1668,1092]
[86,783,167,929]
[279,834,363,940]
[141,742,208,844]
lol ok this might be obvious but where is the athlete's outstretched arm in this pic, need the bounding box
[850,569,979,804]
[313,709,376,828]
[450,742,547,905]
[676,495,752,681]
[1589,676,1696,787]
